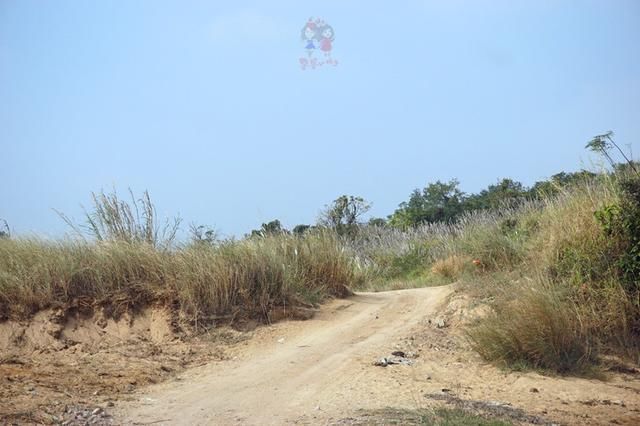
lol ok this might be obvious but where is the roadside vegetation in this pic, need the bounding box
[349,407,512,425]
[1,132,638,375]
[0,192,360,324]
[338,134,639,374]
[465,135,640,374]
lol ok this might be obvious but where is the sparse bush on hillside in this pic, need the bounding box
[293,224,311,235]
[529,170,598,198]
[465,178,529,211]
[389,180,466,229]
[388,170,601,230]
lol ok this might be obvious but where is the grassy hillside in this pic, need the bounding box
[466,173,640,372]
[347,172,640,372]
[1,171,638,374]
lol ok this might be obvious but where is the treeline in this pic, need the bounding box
[249,133,638,237]
[386,171,601,229]
[248,170,601,237]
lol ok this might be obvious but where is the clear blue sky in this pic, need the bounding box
[1,0,639,238]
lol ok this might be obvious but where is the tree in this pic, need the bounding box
[389,180,465,228]
[586,131,638,175]
[251,219,287,237]
[292,224,311,236]
[465,178,528,210]
[530,171,597,197]
[319,195,371,235]
[189,223,219,245]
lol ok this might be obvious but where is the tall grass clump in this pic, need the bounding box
[0,239,171,319]
[57,189,181,250]
[0,233,360,323]
[469,276,597,373]
[175,231,359,324]
[0,191,362,325]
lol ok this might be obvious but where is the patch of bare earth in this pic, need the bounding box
[0,306,254,424]
[332,291,640,426]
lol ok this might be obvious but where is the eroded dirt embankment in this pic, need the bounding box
[0,305,252,424]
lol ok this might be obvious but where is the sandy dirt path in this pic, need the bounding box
[118,285,640,426]
[118,286,454,425]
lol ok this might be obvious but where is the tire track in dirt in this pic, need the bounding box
[118,286,453,425]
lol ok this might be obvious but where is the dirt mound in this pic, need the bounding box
[0,306,250,424]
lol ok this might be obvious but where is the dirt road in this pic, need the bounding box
[117,286,640,426]
[118,286,454,425]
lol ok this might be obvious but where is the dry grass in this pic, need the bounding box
[431,255,473,280]
[174,232,360,324]
[466,176,640,371]
[346,208,532,287]
[468,277,597,373]
[2,176,638,373]
[0,239,169,318]
[0,231,361,324]
[0,190,362,323]
[56,189,181,250]
[530,179,619,284]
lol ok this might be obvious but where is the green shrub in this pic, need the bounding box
[595,176,640,293]
[384,241,434,278]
